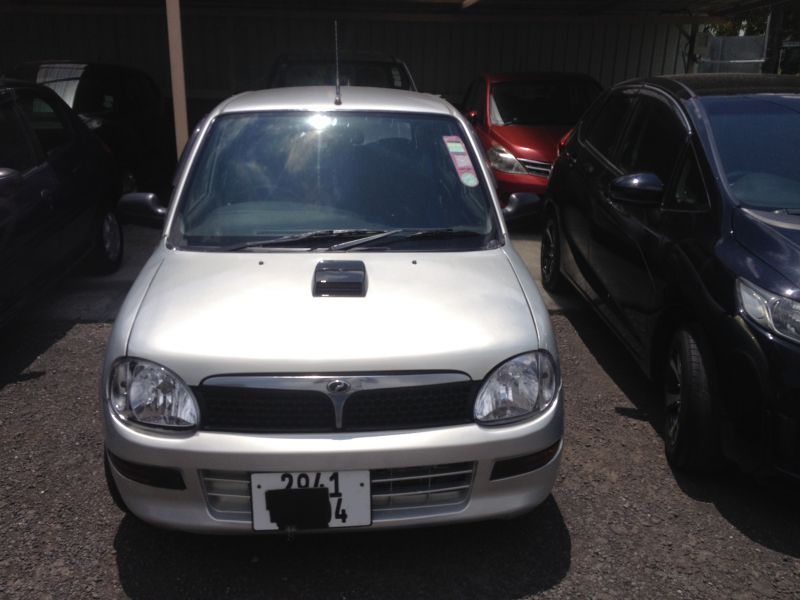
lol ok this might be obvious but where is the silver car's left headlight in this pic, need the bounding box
[108,358,199,430]
[475,351,560,425]
[737,279,800,344]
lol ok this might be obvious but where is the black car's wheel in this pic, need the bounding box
[540,212,562,292]
[663,326,721,471]
[104,451,131,515]
[92,209,123,274]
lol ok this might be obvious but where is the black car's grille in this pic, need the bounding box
[195,381,478,433]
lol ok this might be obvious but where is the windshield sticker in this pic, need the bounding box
[443,136,479,187]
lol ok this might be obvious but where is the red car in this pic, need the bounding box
[461,73,601,220]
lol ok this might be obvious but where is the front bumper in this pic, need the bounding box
[104,390,564,533]
[494,170,548,220]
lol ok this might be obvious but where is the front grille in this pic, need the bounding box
[342,382,476,430]
[199,461,476,523]
[195,381,478,433]
[518,158,552,178]
[370,462,475,519]
[195,387,335,433]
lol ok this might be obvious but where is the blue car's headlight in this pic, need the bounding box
[474,351,560,425]
[108,358,199,430]
[737,279,800,345]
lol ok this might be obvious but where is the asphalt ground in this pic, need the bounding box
[1,225,799,599]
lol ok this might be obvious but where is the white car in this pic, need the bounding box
[103,85,563,533]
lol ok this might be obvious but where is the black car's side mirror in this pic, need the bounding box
[0,168,23,196]
[609,172,663,206]
[503,192,542,216]
[118,192,167,228]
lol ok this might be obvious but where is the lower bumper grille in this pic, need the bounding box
[200,461,476,524]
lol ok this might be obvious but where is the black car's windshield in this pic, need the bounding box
[703,94,800,211]
[489,79,600,126]
[171,111,497,251]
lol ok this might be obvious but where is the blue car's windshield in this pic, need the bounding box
[171,111,497,250]
[703,94,800,211]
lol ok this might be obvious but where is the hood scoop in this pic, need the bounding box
[313,260,367,297]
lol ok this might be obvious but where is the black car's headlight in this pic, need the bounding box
[108,358,199,430]
[737,279,800,345]
[474,351,560,425]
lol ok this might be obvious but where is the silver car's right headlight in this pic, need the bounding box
[475,351,560,425]
[108,358,199,430]
[737,279,800,344]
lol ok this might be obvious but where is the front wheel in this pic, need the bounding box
[91,209,123,274]
[540,213,562,292]
[663,326,722,471]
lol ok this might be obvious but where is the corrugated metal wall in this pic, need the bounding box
[1,7,694,122]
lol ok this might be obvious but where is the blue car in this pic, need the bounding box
[544,74,800,476]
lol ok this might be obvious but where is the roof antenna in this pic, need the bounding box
[334,19,342,105]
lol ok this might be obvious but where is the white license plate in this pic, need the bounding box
[250,471,371,531]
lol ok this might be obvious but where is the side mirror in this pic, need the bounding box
[118,192,167,228]
[0,168,23,196]
[466,110,479,125]
[609,172,663,206]
[503,192,542,217]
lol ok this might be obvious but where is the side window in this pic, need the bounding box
[584,91,637,160]
[0,102,39,172]
[462,78,486,123]
[617,96,687,183]
[666,149,710,210]
[15,90,74,155]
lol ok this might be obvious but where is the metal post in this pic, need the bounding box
[165,0,189,157]
[763,6,785,74]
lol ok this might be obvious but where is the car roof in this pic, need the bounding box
[482,72,600,85]
[214,86,455,116]
[626,73,800,99]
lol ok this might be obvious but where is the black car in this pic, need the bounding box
[267,52,417,91]
[0,79,122,325]
[544,74,800,476]
[6,62,175,197]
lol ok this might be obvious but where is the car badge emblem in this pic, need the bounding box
[327,380,351,394]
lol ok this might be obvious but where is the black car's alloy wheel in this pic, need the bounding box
[541,213,562,292]
[663,327,721,471]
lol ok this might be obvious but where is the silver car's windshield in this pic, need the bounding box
[703,94,800,212]
[170,111,498,251]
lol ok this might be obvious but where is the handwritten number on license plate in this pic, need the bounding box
[281,472,348,523]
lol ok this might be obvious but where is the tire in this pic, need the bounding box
[540,212,562,293]
[104,451,131,515]
[663,326,722,471]
[91,208,123,274]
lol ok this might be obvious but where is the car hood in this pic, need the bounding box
[126,249,539,384]
[492,125,569,164]
[733,208,800,288]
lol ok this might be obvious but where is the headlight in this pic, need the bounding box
[737,279,800,344]
[487,144,527,174]
[108,358,199,429]
[475,351,560,425]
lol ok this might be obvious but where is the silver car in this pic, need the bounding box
[102,86,563,533]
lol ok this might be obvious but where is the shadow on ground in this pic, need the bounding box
[115,497,570,599]
[0,320,74,389]
[563,308,800,559]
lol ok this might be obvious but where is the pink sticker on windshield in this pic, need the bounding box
[443,136,479,187]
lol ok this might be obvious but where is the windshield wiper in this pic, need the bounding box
[221,229,383,252]
[329,228,490,251]
[326,229,404,251]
